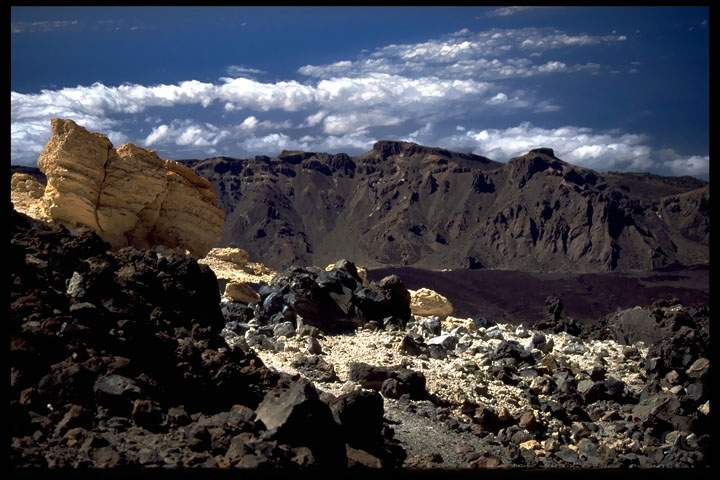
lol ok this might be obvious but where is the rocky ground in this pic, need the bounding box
[10,207,403,469]
[10,203,711,469]
[220,261,711,468]
[231,312,710,467]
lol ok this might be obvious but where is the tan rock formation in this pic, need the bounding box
[409,288,454,318]
[11,173,48,221]
[207,247,250,266]
[37,118,224,257]
[223,281,261,304]
[199,247,276,285]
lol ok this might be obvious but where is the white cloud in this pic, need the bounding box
[11,20,79,34]
[488,92,509,104]
[448,122,654,171]
[12,25,628,162]
[218,77,317,111]
[225,65,266,77]
[239,116,259,130]
[485,6,534,17]
[322,111,404,135]
[426,122,708,177]
[655,149,710,177]
[144,120,230,148]
[237,131,375,155]
[298,27,626,81]
[10,25,703,178]
[304,110,328,127]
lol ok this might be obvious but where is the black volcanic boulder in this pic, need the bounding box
[331,389,385,450]
[492,340,536,366]
[645,325,709,383]
[535,295,582,335]
[255,378,347,467]
[631,393,695,435]
[252,260,411,333]
[348,362,427,400]
[602,300,706,346]
[604,307,664,345]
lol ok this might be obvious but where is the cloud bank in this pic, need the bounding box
[10,25,707,177]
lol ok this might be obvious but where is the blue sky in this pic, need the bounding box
[11,6,709,178]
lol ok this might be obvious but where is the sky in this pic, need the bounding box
[10,6,710,178]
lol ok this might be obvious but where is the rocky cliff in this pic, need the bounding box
[36,119,224,257]
[185,143,708,272]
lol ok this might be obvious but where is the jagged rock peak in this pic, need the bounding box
[528,147,556,157]
[372,140,453,158]
[36,118,225,257]
[278,150,317,164]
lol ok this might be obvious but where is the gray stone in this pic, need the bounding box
[427,334,458,350]
[308,337,322,355]
[273,321,296,339]
[421,317,442,336]
[66,272,86,298]
[686,357,709,379]
[514,325,530,338]
[486,326,504,340]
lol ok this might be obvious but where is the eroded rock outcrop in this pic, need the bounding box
[10,173,47,221]
[199,247,277,285]
[37,118,224,257]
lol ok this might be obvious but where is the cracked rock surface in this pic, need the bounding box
[37,118,224,257]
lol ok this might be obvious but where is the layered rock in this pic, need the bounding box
[37,118,224,257]
[409,288,454,318]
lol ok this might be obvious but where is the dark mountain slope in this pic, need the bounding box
[185,142,708,272]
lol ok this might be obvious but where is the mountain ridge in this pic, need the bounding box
[13,140,708,273]
[181,141,708,272]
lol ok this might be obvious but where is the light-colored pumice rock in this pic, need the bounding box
[37,118,224,257]
[200,247,276,285]
[409,288,454,318]
[11,173,48,221]
[208,247,250,265]
[223,281,261,304]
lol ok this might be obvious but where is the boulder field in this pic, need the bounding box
[9,207,405,468]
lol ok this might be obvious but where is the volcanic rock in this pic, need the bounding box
[290,355,338,383]
[399,334,427,356]
[255,379,346,466]
[348,363,427,399]
[331,389,385,450]
[11,207,403,468]
[252,261,411,333]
